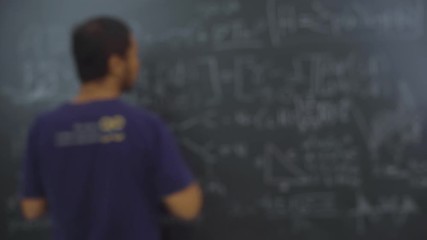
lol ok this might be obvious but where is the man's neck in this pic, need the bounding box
[73,78,121,104]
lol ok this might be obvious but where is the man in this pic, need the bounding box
[20,17,202,240]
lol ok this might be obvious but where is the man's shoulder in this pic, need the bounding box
[32,104,68,126]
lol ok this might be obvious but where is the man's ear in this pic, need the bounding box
[108,55,125,78]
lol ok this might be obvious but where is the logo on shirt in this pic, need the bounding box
[55,115,127,147]
[98,115,126,144]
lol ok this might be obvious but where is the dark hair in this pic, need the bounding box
[72,17,131,83]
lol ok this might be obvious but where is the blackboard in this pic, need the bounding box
[2,0,427,239]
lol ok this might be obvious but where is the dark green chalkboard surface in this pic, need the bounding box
[2,0,427,239]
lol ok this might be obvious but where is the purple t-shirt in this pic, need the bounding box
[21,99,194,240]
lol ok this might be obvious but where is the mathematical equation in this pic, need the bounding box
[267,0,424,45]
[138,52,390,113]
[138,0,424,49]
[171,99,351,132]
[212,190,421,235]
[256,136,361,190]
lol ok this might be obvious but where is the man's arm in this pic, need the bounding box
[21,117,47,221]
[151,118,203,220]
[21,198,47,221]
[163,182,203,221]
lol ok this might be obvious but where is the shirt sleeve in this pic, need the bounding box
[21,118,45,198]
[151,119,194,198]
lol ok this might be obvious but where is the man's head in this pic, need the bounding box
[72,17,140,92]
